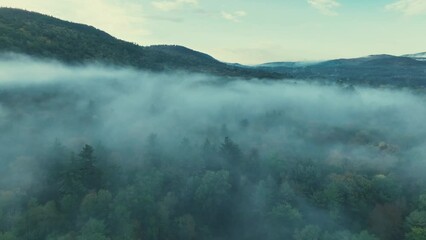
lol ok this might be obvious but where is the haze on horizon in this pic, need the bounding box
[0,0,425,64]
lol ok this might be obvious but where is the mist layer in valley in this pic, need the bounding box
[1,55,426,240]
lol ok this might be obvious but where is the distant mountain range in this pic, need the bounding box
[1,8,426,87]
[403,52,426,62]
[256,54,426,87]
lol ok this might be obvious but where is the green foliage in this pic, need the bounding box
[78,144,103,191]
[176,214,196,240]
[195,170,231,211]
[418,194,426,210]
[0,232,17,240]
[404,196,426,240]
[0,136,421,240]
[293,225,321,240]
[372,175,402,203]
[220,137,242,164]
[269,202,302,224]
[406,227,426,240]
[15,201,61,240]
[406,210,426,229]
[80,190,112,221]
[77,219,110,240]
[324,173,373,215]
[355,231,380,240]
[322,230,379,240]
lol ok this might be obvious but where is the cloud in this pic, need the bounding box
[221,10,247,22]
[151,0,198,11]
[144,15,185,23]
[0,0,149,44]
[308,0,341,16]
[385,0,426,15]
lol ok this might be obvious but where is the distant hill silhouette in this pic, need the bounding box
[257,54,426,87]
[0,8,284,79]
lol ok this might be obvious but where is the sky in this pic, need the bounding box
[1,0,426,64]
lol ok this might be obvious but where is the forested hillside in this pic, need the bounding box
[0,8,282,79]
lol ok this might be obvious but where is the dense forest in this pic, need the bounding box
[1,57,426,240]
[0,136,406,240]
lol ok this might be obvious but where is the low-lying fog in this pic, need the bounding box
[1,55,425,161]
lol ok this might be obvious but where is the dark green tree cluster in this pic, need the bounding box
[0,133,424,240]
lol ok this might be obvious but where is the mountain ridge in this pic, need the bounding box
[0,7,283,79]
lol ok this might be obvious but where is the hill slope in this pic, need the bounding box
[0,8,282,78]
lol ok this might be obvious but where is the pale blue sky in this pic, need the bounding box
[1,0,426,64]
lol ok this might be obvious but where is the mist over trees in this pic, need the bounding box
[1,56,426,240]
